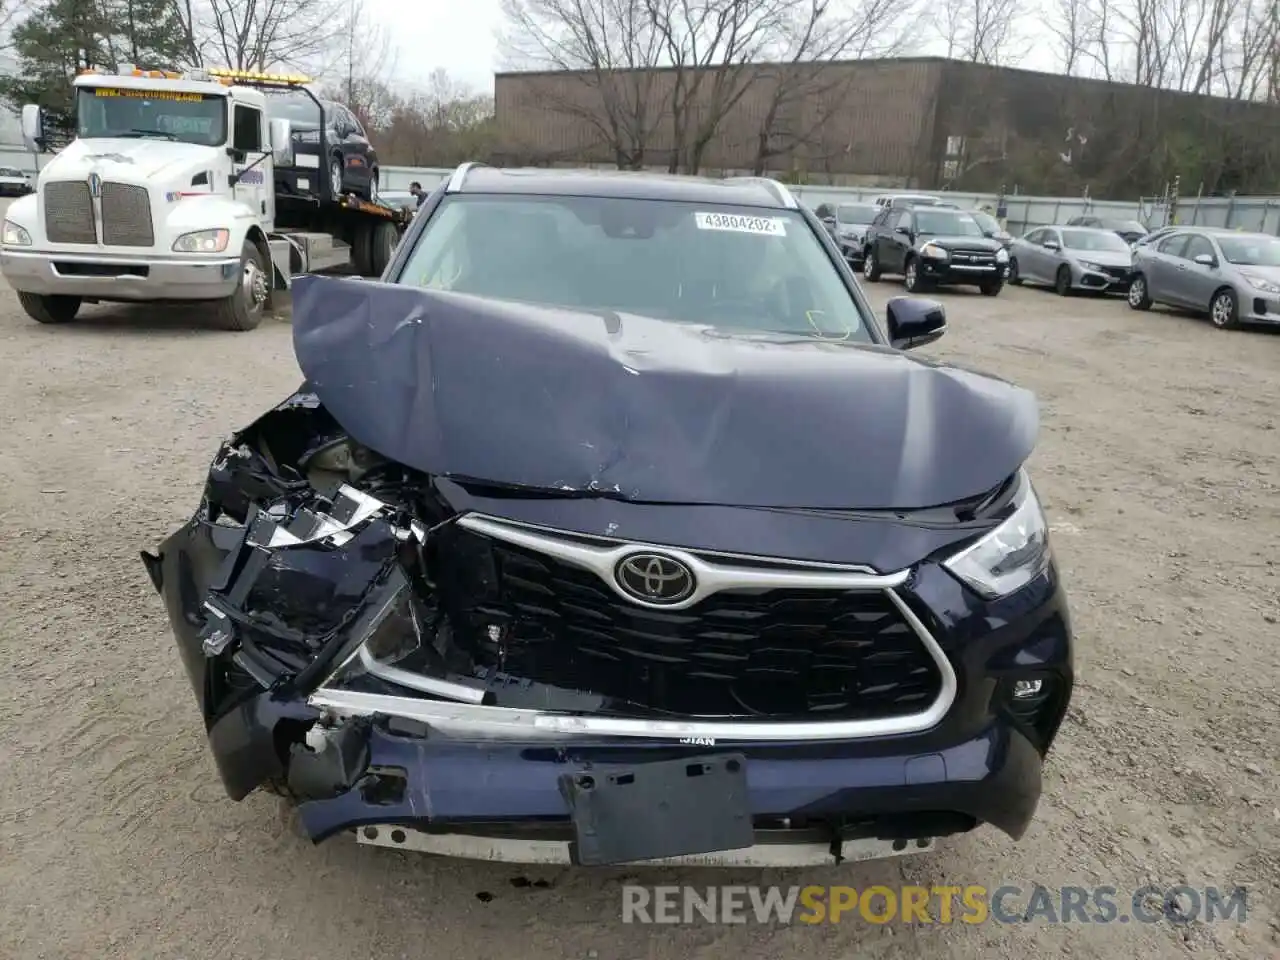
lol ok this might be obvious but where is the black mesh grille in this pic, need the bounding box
[100,182,154,246]
[43,181,96,244]
[445,534,944,721]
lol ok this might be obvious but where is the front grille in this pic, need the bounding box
[443,534,943,722]
[949,249,997,265]
[1103,265,1130,279]
[100,182,154,246]
[43,181,96,244]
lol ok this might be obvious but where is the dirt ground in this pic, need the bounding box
[0,218,1277,959]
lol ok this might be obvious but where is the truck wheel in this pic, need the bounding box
[18,292,82,324]
[369,220,398,276]
[351,222,375,276]
[211,240,268,331]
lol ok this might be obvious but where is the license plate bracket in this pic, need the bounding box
[560,753,753,866]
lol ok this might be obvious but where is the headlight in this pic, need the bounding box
[1080,260,1103,272]
[996,248,1009,262]
[1243,274,1280,295]
[943,474,1051,599]
[172,229,229,253]
[2,220,31,245]
[920,242,949,259]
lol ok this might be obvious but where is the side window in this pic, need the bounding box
[348,110,366,138]
[894,210,913,231]
[1044,229,1061,246]
[1157,234,1189,257]
[1182,235,1215,262]
[1024,228,1043,244]
[232,105,262,152]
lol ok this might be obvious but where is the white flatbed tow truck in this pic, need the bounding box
[0,66,408,330]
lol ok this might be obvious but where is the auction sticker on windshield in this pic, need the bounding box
[695,212,786,236]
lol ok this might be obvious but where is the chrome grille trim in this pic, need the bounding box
[311,514,959,741]
[43,181,96,244]
[100,182,154,247]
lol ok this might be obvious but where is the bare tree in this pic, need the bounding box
[933,0,1021,64]
[500,0,666,168]
[749,0,913,174]
[199,0,346,71]
[1048,0,1094,73]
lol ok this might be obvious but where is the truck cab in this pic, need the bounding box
[1,66,404,331]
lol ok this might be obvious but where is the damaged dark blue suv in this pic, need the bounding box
[143,164,1073,867]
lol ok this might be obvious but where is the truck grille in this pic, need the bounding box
[43,181,96,244]
[445,534,944,722]
[100,182,154,247]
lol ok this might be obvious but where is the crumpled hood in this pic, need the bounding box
[291,276,1038,510]
[46,137,218,182]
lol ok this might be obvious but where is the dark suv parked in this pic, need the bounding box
[864,205,1009,295]
[145,164,1073,869]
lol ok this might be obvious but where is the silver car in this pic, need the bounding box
[1007,226,1134,295]
[1128,228,1280,330]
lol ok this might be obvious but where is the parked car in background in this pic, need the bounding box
[263,89,380,201]
[871,193,942,209]
[1127,228,1280,330]
[1008,226,1133,295]
[1132,225,1179,249]
[863,204,1008,295]
[0,167,32,197]
[1064,215,1148,245]
[971,210,1013,248]
[832,202,879,265]
[813,203,839,237]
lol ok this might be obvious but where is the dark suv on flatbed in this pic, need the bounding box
[146,163,1073,869]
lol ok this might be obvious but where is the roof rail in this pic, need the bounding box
[729,176,798,209]
[446,162,489,193]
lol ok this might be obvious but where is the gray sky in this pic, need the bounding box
[372,0,504,94]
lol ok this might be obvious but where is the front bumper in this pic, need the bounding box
[0,248,240,301]
[1241,289,1280,324]
[1074,265,1132,292]
[918,256,1007,285]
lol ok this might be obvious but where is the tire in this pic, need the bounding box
[352,222,375,276]
[1127,273,1152,310]
[210,240,268,331]
[980,280,1003,296]
[863,248,881,281]
[1055,265,1073,296]
[18,292,81,324]
[904,257,928,293]
[329,156,345,199]
[1008,258,1022,285]
[1208,287,1239,330]
[368,220,398,276]
[366,167,379,202]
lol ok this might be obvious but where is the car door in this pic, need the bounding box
[1143,233,1188,304]
[1017,228,1046,281]
[885,210,914,273]
[1171,233,1222,308]
[1035,228,1066,282]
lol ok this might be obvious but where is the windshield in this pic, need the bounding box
[915,210,984,237]
[1217,235,1280,266]
[836,204,877,224]
[1060,228,1132,252]
[971,211,1001,233]
[76,87,227,146]
[399,195,874,342]
[264,91,323,125]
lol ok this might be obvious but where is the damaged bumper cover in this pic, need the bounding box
[144,391,1072,866]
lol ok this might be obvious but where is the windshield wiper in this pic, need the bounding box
[116,128,181,141]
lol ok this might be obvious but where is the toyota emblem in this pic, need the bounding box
[615,553,696,605]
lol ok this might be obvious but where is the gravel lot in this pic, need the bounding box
[1,210,1277,959]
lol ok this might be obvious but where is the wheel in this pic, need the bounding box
[210,240,269,331]
[368,220,398,276]
[863,248,881,281]
[352,222,375,276]
[980,280,1003,296]
[1127,273,1152,310]
[328,156,345,199]
[1008,258,1022,285]
[366,167,379,202]
[904,257,928,293]
[18,292,81,324]
[1055,265,1073,296]
[1208,287,1239,330]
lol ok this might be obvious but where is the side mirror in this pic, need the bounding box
[1043,240,1061,251]
[20,104,44,153]
[1193,253,1216,267]
[886,296,946,350]
[895,225,911,236]
[268,118,294,167]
